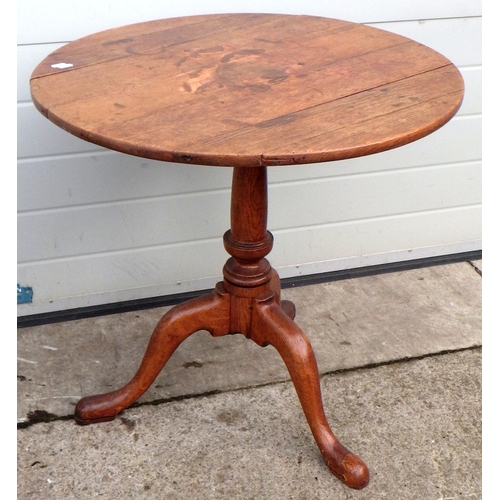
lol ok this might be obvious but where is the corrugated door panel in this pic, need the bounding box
[17,0,481,45]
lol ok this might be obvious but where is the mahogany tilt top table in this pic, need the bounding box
[30,13,464,490]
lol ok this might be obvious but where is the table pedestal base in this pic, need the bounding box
[74,167,369,490]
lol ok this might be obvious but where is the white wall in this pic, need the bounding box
[17,1,482,316]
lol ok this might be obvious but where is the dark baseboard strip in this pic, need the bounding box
[281,250,482,288]
[17,250,481,328]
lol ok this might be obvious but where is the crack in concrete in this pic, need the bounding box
[17,345,481,430]
[467,260,482,277]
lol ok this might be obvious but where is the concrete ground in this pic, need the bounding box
[17,260,482,499]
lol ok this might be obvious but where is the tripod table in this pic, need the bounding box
[30,13,464,489]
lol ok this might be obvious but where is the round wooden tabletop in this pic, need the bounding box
[30,13,464,167]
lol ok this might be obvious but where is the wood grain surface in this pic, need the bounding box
[30,13,464,167]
